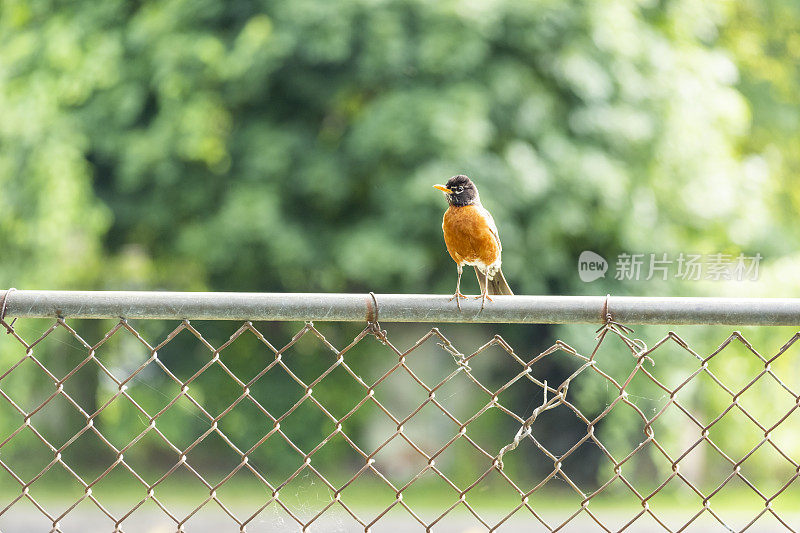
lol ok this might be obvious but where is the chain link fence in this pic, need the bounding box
[1,291,800,532]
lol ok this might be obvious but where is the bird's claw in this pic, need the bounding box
[472,293,492,312]
[449,292,469,311]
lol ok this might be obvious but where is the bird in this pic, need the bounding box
[434,175,513,310]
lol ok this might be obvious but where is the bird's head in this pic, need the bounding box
[433,175,479,207]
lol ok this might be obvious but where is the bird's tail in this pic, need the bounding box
[489,268,514,295]
[473,266,513,296]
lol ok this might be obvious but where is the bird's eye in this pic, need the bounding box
[457,186,464,193]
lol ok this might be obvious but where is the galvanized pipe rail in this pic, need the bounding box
[1,290,799,325]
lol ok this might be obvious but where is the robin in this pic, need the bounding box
[434,175,513,310]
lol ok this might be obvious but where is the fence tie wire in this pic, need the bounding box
[0,287,17,334]
[366,291,387,344]
[595,293,653,366]
[595,293,633,336]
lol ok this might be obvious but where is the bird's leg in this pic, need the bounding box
[472,270,493,311]
[449,264,468,310]
[480,281,492,311]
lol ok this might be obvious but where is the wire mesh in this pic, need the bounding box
[1,304,799,532]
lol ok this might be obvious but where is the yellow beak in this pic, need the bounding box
[433,184,451,193]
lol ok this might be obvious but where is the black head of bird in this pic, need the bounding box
[433,174,479,207]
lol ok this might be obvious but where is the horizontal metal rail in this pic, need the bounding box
[1,290,800,325]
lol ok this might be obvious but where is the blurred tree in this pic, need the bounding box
[0,0,766,295]
[720,0,800,245]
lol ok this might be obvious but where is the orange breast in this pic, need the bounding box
[442,205,500,267]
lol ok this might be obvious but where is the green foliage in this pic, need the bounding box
[1,0,779,295]
[720,0,800,235]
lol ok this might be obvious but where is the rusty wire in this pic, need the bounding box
[1,304,799,532]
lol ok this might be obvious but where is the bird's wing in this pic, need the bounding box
[477,205,501,253]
